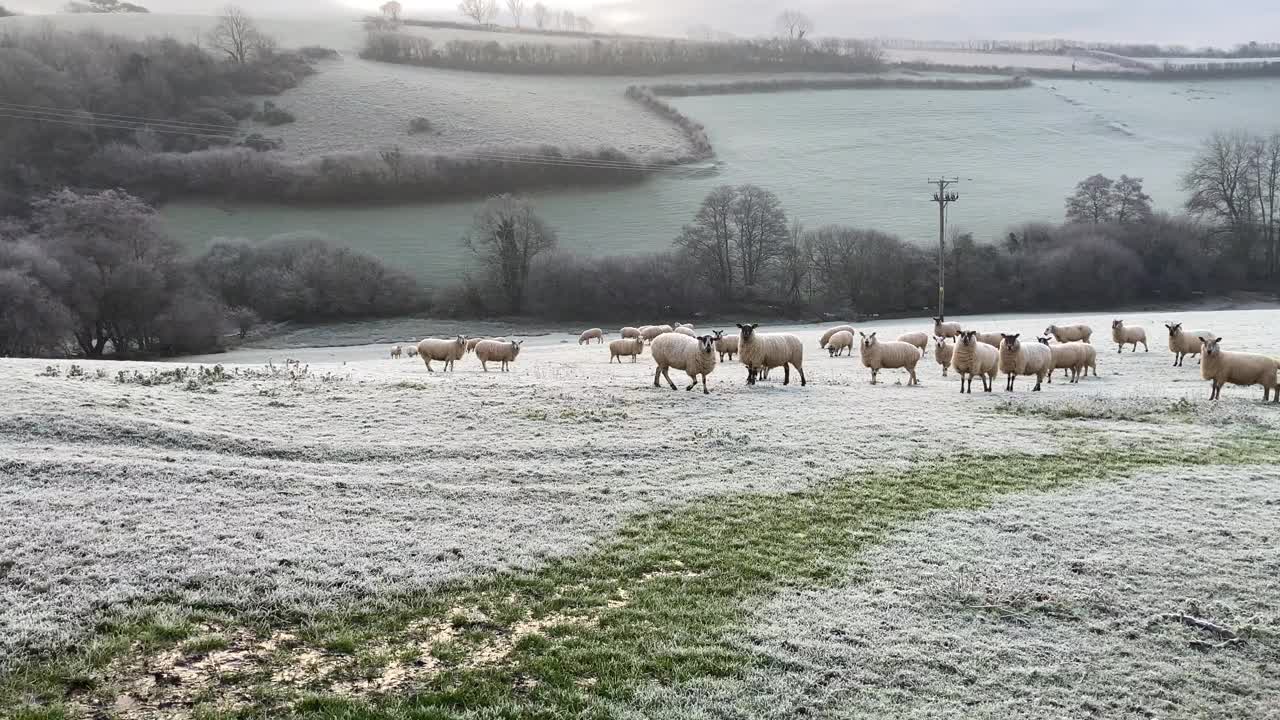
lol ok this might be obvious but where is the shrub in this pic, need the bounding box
[253,101,296,126]
[408,117,435,134]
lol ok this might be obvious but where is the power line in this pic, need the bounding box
[0,102,245,133]
[928,177,960,319]
[0,111,245,140]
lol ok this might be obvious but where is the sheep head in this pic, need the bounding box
[712,330,724,340]
[860,331,878,350]
[1001,333,1021,351]
[958,330,977,347]
[1202,336,1221,356]
[736,323,759,341]
[1037,336,1052,346]
[1166,322,1182,337]
[1043,325,1056,336]
[696,335,715,354]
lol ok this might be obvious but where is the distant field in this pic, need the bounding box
[885,47,1133,71]
[3,306,1279,717]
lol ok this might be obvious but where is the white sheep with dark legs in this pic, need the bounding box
[474,339,522,372]
[933,317,962,339]
[1037,337,1088,384]
[390,345,402,360]
[711,330,738,362]
[827,330,855,357]
[417,336,467,372]
[579,328,605,345]
[738,323,806,387]
[1044,324,1093,344]
[1200,337,1280,402]
[1111,320,1148,353]
[609,337,645,363]
[859,332,921,386]
[933,336,953,376]
[999,333,1052,391]
[896,332,929,355]
[621,326,641,340]
[819,325,856,350]
[406,345,418,359]
[651,333,717,394]
[1166,323,1215,367]
[951,330,998,393]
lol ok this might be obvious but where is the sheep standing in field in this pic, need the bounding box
[390,345,403,360]
[641,325,672,343]
[609,337,645,363]
[675,322,695,331]
[1200,337,1280,402]
[1166,323,1215,367]
[406,345,418,359]
[417,336,467,373]
[999,333,1052,391]
[933,336,953,376]
[621,326,641,340]
[827,330,855,357]
[1080,343,1097,378]
[951,330,999,393]
[674,326,697,337]
[738,323,806,386]
[975,331,1004,348]
[859,331,921,386]
[933,317,962,339]
[896,331,929,355]
[1111,319,1148,353]
[1037,337,1088,384]
[651,333,717,394]
[1044,323,1093,344]
[711,330,738,362]
[819,325,856,350]
[579,328,605,345]
[474,339,523,372]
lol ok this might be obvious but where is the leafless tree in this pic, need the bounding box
[458,0,498,24]
[208,5,260,65]
[464,195,558,313]
[675,186,736,299]
[505,0,525,27]
[1064,174,1115,224]
[775,9,813,41]
[1248,133,1280,276]
[531,2,549,29]
[1112,175,1152,223]
[1182,132,1254,233]
[730,184,788,290]
[379,0,401,22]
[775,219,811,307]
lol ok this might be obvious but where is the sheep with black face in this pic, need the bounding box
[737,323,805,387]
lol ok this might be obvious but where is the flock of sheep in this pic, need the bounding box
[387,317,1280,402]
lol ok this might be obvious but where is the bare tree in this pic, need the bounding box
[208,5,260,65]
[730,184,788,290]
[675,186,736,300]
[505,0,525,27]
[464,195,558,313]
[379,0,401,22]
[1064,174,1115,224]
[1248,133,1280,276]
[1182,131,1254,234]
[1112,175,1152,223]
[458,0,498,24]
[775,9,813,41]
[531,2,549,29]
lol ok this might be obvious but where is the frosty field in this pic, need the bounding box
[2,306,1278,718]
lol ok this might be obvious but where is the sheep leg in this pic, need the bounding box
[907,368,918,386]
[662,367,677,391]
[797,365,806,387]
[783,365,790,386]
[480,360,488,372]
[1142,342,1148,352]
[426,359,434,373]
[653,366,662,388]
[1033,373,1043,391]
[701,374,709,395]
[870,368,878,385]
[1006,374,1014,392]
[746,367,755,386]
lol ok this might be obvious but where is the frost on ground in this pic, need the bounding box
[621,465,1280,719]
[1,309,1276,672]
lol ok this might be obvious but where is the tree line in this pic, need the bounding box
[360,32,884,75]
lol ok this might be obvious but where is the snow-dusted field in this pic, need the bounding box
[886,47,1135,72]
[1,307,1277,671]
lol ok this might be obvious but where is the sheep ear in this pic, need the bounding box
[736,323,744,329]
[1013,333,1020,339]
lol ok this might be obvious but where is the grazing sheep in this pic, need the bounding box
[466,337,484,353]
[711,330,738,362]
[933,336,953,376]
[651,333,717,394]
[1200,337,1280,402]
[896,331,929,355]
[474,339,523,372]
[950,330,999,393]
[621,326,641,339]
[999,333,1052,391]
[1037,337,1088,384]
[1080,343,1098,378]
[975,331,1004,348]
[579,328,605,345]
[1111,320,1148,353]
[1166,323,1215,367]
[675,322,695,331]
[737,323,806,387]
[641,325,672,342]
[390,345,403,360]
[819,325,856,349]
[1044,323,1093,344]
[859,331,921,386]
[417,336,467,373]
[827,330,855,358]
[609,337,645,363]
[406,345,418,359]
[933,317,962,339]
[673,326,697,337]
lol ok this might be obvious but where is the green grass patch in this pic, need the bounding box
[4,434,1278,719]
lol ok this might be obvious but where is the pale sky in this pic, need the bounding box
[6,0,1277,47]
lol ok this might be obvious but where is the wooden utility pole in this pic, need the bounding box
[928,178,960,318]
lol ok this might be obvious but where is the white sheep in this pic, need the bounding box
[974,331,1004,348]
[609,337,645,364]
[737,323,806,386]
[390,345,403,360]
[675,322,695,330]
[896,331,929,355]
[1200,337,1280,402]
[406,345,418,359]
[998,333,1052,391]
[641,325,672,342]
[1080,342,1098,378]
[819,325,856,349]
[673,326,697,337]
[827,330,855,358]
[417,336,467,373]
[579,328,605,345]
[1110,319,1148,353]
[651,333,717,394]
[474,339,523,372]
[465,337,484,353]
[1165,323,1215,367]
[621,326,641,339]
[933,336,953,376]
[933,317,962,339]
[950,330,999,393]
[859,331,921,386]
[711,330,738,362]
[1037,337,1088,384]
[1044,323,1093,344]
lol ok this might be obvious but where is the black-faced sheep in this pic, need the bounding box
[737,323,805,387]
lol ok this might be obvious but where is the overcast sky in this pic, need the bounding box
[8,0,1278,47]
